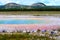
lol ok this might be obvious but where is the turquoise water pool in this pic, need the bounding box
[0,19,46,24]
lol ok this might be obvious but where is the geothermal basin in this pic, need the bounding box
[0,15,60,32]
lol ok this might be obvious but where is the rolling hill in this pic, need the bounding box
[0,2,60,11]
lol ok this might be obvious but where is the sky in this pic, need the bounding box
[0,0,60,6]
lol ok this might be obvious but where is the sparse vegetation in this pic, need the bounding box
[0,11,60,15]
[0,33,55,40]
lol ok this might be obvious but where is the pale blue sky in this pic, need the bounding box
[0,0,60,6]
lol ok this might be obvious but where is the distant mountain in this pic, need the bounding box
[4,3,21,9]
[31,3,46,7]
[3,2,46,9]
[0,5,5,9]
[0,2,46,9]
[4,3,31,9]
[31,3,46,9]
[0,2,60,11]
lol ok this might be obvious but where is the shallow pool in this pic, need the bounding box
[0,19,46,24]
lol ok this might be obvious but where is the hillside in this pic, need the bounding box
[0,2,60,11]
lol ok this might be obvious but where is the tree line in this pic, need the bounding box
[0,6,60,11]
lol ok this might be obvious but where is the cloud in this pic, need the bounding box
[43,0,60,6]
[0,0,13,5]
[0,0,60,6]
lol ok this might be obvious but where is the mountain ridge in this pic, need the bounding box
[0,2,46,9]
[0,2,60,11]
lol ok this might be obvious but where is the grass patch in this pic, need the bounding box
[0,33,55,40]
[0,11,60,15]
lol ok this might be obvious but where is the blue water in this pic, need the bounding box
[0,19,46,24]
